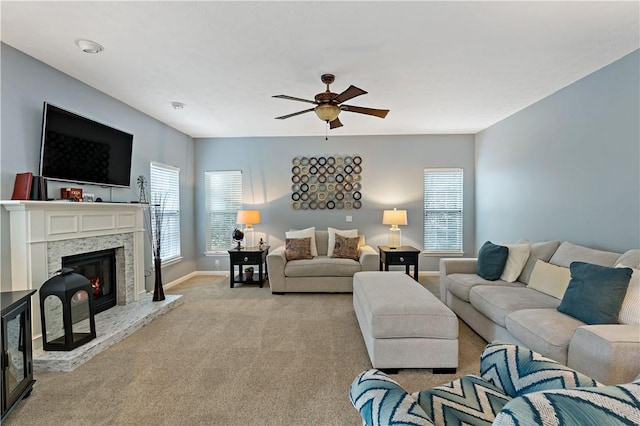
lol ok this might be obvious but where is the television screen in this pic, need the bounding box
[39,103,133,188]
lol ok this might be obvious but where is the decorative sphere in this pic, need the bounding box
[232,228,244,242]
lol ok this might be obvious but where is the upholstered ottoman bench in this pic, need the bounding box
[353,271,459,373]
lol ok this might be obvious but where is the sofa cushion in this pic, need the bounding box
[332,234,360,260]
[527,259,571,299]
[516,240,561,285]
[284,237,313,261]
[446,274,522,303]
[470,286,559,328]
[500,244,530,282]
[616,264,640,325]
[413,375,510,426]
[477,241,509,280]
[617,249,640,269]
[494,383,640,426]
[505,309,585,365]
[549,242,620,268]
[284,256,361,277]
[286,227,318,256]
[327,227,358,257]
[558,262,632,325]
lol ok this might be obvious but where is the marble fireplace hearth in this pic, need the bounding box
[33,293,183,372]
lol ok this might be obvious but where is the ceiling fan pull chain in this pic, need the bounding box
[325,121,329,141]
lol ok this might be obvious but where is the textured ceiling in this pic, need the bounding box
[2,1,638,138]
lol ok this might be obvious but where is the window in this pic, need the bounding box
[150,162,181,262]
[423,168,463,253]
[205,170,242,252]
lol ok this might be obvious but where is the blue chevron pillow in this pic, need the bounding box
[413,375,510,426]
[350,369,433,426]
[480,342,599,398]
[493,381,640,426]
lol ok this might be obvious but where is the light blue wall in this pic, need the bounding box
[0,43,197,291]
[476,50,640,252]
[194,134,476,272]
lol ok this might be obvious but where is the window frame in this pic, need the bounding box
[204,170,243,254]
[149,161,181,265]
[423,167,464,256]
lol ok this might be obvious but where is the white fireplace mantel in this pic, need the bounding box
[1,200,147,339]
[2,200,146,294]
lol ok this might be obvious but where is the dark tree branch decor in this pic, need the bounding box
[137,175,166,301]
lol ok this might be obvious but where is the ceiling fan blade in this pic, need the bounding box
[272,95,317,105]
[341,105,389,118]
[332,85,367,104]
[275,108,315,120]
[329,117,343,129]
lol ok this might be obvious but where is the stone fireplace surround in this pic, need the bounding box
[1,201,182,371]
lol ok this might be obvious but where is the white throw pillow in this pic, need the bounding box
[527,259,571,299]
[616,263,640,325]
[500,244,531,282]
[327,227,358,257]
[285,227,318,257]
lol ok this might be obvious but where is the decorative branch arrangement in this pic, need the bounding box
[137,175,166,301]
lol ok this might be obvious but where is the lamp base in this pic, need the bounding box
[244,227,255,248]
[388,227,401,249]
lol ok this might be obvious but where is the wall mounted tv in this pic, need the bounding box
[39,102,134,188]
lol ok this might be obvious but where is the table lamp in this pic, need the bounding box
[236,210,261,247]
[382,208,407,248]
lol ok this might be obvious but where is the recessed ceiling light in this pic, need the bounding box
[75,39,104,54]
[171,102,185,110]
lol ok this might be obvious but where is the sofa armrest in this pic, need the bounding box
[480,342,599,398]
[568,324,640,385]
[350,369,433,426]
[439,258,478,302]
[266,246,287,293]
[359,245,379,271]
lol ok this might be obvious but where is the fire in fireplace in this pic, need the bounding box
[62,249,117,314]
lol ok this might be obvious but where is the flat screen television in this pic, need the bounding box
[39,102,134,188]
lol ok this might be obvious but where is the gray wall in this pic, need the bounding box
[475,49,640,252]
[194,134,476,272]
[1,43,197,291]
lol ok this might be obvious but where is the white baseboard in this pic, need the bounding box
[163,270,228,290]
[164,270,435,290]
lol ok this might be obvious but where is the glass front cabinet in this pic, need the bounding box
[1,290,36,422]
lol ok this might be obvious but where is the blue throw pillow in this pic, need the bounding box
[557,261,632,325]
[477,241,509,281]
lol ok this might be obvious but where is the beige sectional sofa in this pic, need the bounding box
[267,229,379,293]
[440,241,640,384]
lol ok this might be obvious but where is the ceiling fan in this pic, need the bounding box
[273,74,389,129]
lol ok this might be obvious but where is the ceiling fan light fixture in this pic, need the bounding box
[75,39,104,54]
[315,104,340,122]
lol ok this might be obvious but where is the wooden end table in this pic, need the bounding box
[378,245,420,281]
[228,245,270,288]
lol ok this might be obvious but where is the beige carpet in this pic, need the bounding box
[5,275,487,426]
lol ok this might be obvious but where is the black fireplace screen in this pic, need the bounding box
[62,248,116,314]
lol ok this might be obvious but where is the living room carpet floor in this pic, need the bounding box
[5,274,487,426]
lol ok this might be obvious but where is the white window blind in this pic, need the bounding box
[423,168,463,253]
[150,162,181,262]
[205,170,242,252]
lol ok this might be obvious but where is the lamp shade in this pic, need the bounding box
[236,210,261,226]
[314,104,341,122]
[382,209,407,226]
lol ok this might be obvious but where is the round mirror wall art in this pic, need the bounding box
[291,154,362,210]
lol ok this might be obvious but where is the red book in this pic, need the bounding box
[11,172,33,200]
